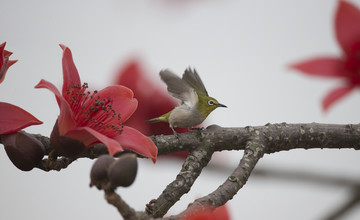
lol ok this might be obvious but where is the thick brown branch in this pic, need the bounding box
[5,123,359,161]
[151,123,360,154]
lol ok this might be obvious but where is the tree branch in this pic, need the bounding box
[146,147,214,218]
[7,123,359,164]
[173,128,266,219]
[154,123,360,153]
[37,157,75,171]
[104,189,151,220]
[323,188,360,220]
[2,122,360,219]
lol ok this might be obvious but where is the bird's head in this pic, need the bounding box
[197,96,227,119]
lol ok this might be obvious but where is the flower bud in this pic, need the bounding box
[90,155,115,189]
[2,131,45,171]
[108,153,138,188]
[50,120,86,157]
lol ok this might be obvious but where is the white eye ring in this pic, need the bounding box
[208,100,215,106]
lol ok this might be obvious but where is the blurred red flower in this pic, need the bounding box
[115,60,189,157]
[35,45,157,161]
[290,0,360,110]
[0,42,42,134]
[183,204,231,220]
[115,60,188,136]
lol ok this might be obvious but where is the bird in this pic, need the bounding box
[146,68,226,136]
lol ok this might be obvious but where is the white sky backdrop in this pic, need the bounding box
[1,0,360,219]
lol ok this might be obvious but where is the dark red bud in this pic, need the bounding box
[90,155,115,189]
[108,153,138,188]
[50,120,86,157]
[2,131,45,171]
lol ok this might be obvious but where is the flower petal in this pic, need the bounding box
[96,85,138,123]
[35,79,62,107]
[0,102,43,134]
[35,79,76,134]
[0,42,6,68]
[289,57,346,77]
[0,59,10,84]
[335,0,360,55]
[7,60,17,68]
[322,85,355,111]
[113,126,157,162]
[65,126,124,155]
[0,42,17,84]
[59,44,81,96]
[57,99,77,135]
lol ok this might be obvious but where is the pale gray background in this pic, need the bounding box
[1,0,360,219]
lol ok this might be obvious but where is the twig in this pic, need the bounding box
[36,157,76,172]
[104,189,150,220]
[252,167,360,188]
[322,188,360,220]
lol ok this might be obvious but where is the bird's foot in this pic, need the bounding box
[189,127,204,131]
[189,127,204,137]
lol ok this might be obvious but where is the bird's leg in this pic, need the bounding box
[170,126,180,139]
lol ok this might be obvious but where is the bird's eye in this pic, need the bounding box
[208,100,215,106]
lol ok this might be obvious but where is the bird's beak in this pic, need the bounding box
[216,103,227,108]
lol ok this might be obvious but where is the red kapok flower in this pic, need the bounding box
[0,42,17,84]
[0,102,43,134]
[290,0,360,111]
[35,45,157,162]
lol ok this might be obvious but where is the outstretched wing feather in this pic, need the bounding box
[182,68,208,96]
[160,69,198,105]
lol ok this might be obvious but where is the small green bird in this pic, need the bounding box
[146,68,227,135]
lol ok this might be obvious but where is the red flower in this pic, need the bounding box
[0,42,17,83]
[0,102,43,134]
[183,204,231,220]
[35,45,157,162]
[290,0,360,111]
[0,43,42,134]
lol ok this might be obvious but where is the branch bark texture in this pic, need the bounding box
[1,122,360,219]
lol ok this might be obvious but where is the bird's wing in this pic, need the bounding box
[160,69,198,106]
[182,68,208,97]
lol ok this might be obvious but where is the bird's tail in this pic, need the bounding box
[145,118,162,123]
[146,112,170,123]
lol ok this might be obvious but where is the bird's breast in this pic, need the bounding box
[168,105,204,128]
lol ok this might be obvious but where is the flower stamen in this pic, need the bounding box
[66,82,123,137]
